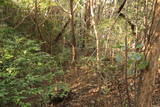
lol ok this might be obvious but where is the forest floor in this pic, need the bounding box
[52,66,127,107]
[50,65,160,107]
[52,66,105,107]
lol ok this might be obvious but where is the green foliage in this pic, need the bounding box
[115,53,124,63]
[114,42,148,76]
[46,82,70,104]
[128,52,148,71]
[0,0,11,6]
[101,87,110,95]
[51,82,70,98]
[0,26,58,106]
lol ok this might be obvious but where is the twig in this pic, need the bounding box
[14,8,34,29]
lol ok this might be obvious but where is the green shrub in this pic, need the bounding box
[0,26,58,106]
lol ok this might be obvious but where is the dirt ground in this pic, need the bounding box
[49,66,160,107]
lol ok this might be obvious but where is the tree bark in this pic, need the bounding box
[70,0,77,63]
[137,0,160,107]
[90,0,100,66]
[54,18,70,43]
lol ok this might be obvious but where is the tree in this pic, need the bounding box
[70,0,77,63]
[137,0,160,106]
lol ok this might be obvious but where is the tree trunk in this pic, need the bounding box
[70,0,77,63]
[90,0,100,66]
[137,0,160,107]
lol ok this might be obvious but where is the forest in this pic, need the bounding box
[0,0,160,107]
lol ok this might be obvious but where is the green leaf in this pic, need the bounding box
[115,54,123,62]
[130,53,142,61]
[127,70,134,76]
[138,61,148,70]
[136,43,144,49]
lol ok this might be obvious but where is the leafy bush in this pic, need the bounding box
[0,26,58,106]
[48,82,71,104]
